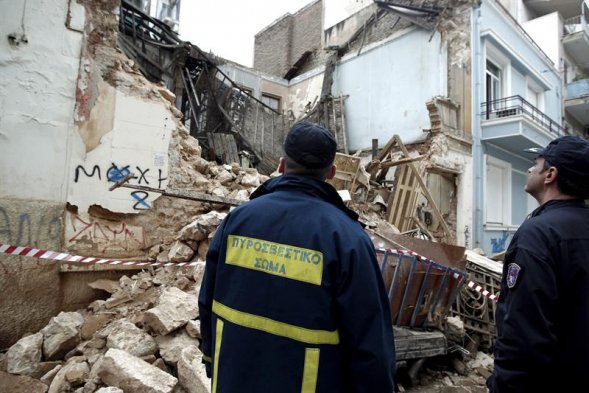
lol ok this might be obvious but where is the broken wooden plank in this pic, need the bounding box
[380,155,424,170]
[393,135,453,242]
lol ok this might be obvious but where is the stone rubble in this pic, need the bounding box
[0,256,212,392]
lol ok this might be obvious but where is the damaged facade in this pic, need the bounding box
[0,0,587,389]
[0,0,271,348]
[235,0,587,254]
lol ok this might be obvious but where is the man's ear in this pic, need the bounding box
[278,157,286,174]
[544,166,558,185]
[326,164,336,180]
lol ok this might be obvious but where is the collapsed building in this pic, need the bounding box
[3,0,583,390]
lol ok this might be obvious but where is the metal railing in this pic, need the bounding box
[481,95,565,137]
[564,14,588,36]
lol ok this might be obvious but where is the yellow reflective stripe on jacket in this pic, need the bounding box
[226,235,324,285]
[202,354,211,363]
[212,319,224,393]
[213,300,339,345]
[301,348,320,393]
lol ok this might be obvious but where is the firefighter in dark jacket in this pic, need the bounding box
[487,136,589,393]
[198,121,396,393]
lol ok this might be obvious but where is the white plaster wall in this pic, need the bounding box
[68,92,172,213]
[0,0,85,201]
[324,0,373,30]
[522,12,561,66]
[287,69,325,118]
[456,153,473,248]
[333,28,448,151]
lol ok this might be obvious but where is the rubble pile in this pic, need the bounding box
[0,263,211,393]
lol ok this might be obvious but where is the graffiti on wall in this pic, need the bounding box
[65,211,146,255]
[0,206,62,247]
[74,160,168,211]
[490,231,510,254]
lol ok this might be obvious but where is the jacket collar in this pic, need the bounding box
[249,174,359,222]
[530,198,587,218]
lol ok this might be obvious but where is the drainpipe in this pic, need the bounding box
[472,5,484,250]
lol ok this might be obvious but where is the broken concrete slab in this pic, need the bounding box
[6,332,43,375]
[97,348,178,393]
[144,287,198,335]
[177,346,210,393]
[41,312,84,361]
[105,320,157,357]
[155,330,199,365]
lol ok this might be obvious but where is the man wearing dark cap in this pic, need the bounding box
[487,135,589,393]
[199,121,396,393]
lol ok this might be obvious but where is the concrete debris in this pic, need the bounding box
[178,212,227,243]
[167,241,195,263]
[0,371,48,393]
[155,330,199,364]
[105,320,157,357]
[0,263,210,391]
[445,316,466,343]
[6,332,43,375]
[177,346,211,393]
[97,348,178,393]
[41,312,85,361]
[144,287,199,335]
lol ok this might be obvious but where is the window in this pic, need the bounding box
[526,78,544,111]
[486,60,502,105]
[261,93,281,112]
[485,155,511,226]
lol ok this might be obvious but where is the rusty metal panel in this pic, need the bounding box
[378,250,467,329]
[375,232,467,271]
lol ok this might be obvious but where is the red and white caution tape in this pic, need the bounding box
[377,248,499,302]
[0,243,499,300]
[0,243,202,267]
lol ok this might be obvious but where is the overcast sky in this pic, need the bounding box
[179,0,314,67]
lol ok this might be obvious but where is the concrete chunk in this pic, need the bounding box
[41,312,84,360]
[6,332,43,375]
[144,288,198,335]
[97,348,177,393]
[106,320,157,357]
[177,346,210,393]
[155,330,199,364]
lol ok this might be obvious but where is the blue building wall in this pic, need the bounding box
[473,0,562,255]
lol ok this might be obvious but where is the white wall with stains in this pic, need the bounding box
[0,0,85,202]
[68,92,172,214]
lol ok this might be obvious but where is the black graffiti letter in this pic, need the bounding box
[158,169,168,189]
[75,165,101,183]
[136,167,150,185]
[131,191,151,210]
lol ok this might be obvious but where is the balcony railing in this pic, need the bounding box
[564,15,588,36]
[481,95,565,137]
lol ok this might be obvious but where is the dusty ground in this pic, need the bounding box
[397,355,491,393]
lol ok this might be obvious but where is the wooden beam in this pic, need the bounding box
[393,135,453,242]
[380,155,424,169]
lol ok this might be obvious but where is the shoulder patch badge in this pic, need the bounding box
[506,263,522,289]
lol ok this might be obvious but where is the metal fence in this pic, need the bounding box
[481,95,565,137]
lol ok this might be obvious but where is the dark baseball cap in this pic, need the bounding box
[524,135,589,181]
[284,121,337,169]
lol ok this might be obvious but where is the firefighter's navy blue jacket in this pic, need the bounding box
[488,199,589,392]
[198,174,396,393]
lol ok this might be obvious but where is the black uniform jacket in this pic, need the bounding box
[198,174,396,393]
[488,199,589,392]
